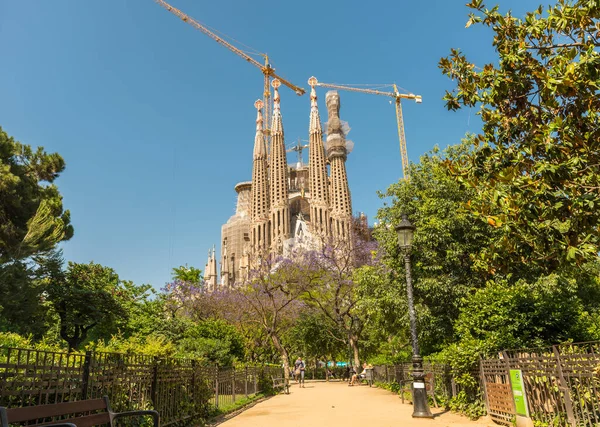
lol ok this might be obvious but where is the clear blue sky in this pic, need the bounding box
[0,0,539,288]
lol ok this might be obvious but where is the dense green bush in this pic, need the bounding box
[177,319,244,366]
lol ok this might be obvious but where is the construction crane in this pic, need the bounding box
[286,138,309,165]
[154,0,306,138]
[311,77,421,180]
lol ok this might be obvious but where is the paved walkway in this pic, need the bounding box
[220,381,495,427]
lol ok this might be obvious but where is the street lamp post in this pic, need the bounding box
[395,213,433,418]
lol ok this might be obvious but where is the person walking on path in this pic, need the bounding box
[295,356,306,388]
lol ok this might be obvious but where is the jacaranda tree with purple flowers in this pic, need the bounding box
[300,233,380,369]
[231,251,317,382]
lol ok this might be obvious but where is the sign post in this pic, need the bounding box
[510,369,533,427]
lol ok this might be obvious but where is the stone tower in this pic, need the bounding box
[220,242,229,287]
[307,77,330,236]
[204,246,218,292]
[269,80,291,253]
[250,100,270,254]
[326,91,353,241]
[221,181,251,288]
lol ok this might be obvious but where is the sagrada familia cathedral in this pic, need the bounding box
[204,78,355,290]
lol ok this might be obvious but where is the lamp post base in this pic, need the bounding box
[411,355,434,418]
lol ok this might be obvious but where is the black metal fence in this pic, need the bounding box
[0,347,281,426]
[371,362,455,405]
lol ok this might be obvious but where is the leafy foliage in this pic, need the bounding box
[0,331,63,352]
[0,127,73,263]
[86,334,176,358]
[171,265,203,284]
[0,258,55,338]
[178,319,244,366]
[440,0,600,274]
[45,261,128,350]
[455,268,600,352]
[283,310,346,363]
[301,235,379,368]
[375,145,494,354]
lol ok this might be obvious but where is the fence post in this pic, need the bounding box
[214,365,219,409]
[81,351,92,400]
[150,356,158,409]
[232,367,236,403]
[245,366,248,398]
[254,367,258,394]
[553,346,576,427]
[191,359,197,405]
[479,355,490,413]
[385,365,389,383]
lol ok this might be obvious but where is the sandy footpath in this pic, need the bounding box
[219,380,495,427]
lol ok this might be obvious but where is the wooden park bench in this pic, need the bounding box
[0,396,160,427]
[271,376,290,394]
[360,368,374,387]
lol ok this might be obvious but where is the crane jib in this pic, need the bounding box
[155,0,305,97]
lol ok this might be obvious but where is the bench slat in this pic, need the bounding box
[38,413,110,427]
[7,399,107,422]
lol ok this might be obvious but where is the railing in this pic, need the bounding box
[481,342,600,426]
[0,346,281,425]
[371,363,455,404]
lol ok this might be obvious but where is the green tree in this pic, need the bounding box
[0,258,54,338]
[375,146,493,354]
[88,279,162,342]
[238,254,307,382]
[439,0,600,275]
[178,319,244,366]
[302,236,378,368]
[0,127,73,263]
[0,127,73,338]
[283,310,346,366]
[353,264,412,364]
[171,265,202,284]
[441,263,600,380]
[46,262,128,350]
[455,273,599,352]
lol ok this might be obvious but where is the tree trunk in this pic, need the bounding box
[270,333,290,383]
[349,334,360,369]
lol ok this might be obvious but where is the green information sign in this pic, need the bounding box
[510,369,529,417]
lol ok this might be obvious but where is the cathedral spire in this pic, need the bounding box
[307,77,330,236]
[308,76,322,133]
[269,79,291,253]
[204,246,218,292]
[251,99,271,253]
[221,241,229,287]
[326,91,353,242]
[271,79,283,133]
[253,100,266,160]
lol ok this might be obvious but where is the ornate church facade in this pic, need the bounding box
[205,78,354,290]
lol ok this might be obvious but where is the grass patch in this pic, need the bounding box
[208,393,266,419]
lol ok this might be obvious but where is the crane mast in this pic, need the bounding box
[286,138,309,165]
[313,78,421,180]
[154,0,305,141]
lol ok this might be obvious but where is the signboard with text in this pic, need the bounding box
[510,369,529,417]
